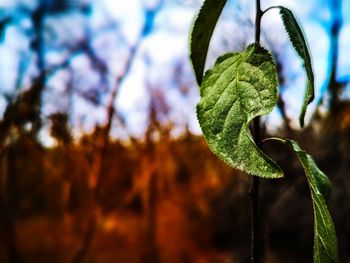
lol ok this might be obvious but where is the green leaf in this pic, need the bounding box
[284,139,339,263]
[197,43,283,178]
[190,0,227,85]
[279,6,314,127]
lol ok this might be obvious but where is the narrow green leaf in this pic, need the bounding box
[279,6,314,127]
[284,139,339,263]
[197,43,283,178]
[190,0,227,85]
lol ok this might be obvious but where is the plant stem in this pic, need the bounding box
[251,0,263,262]
[250,174,260,263]
[255,0,262,44]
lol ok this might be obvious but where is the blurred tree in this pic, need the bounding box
[0,2,89,262]
[48,112,72,145]
[71,1,166,262]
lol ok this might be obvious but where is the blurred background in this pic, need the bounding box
[0,0,349,262]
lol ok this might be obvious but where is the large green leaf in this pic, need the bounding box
[284,139,339,263]
[190,0,227,85]
[197,43,283,178]
[279,7,314,127]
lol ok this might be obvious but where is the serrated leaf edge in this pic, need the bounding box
[197,44,284,179]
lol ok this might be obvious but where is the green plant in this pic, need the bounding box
[189,1,339,263]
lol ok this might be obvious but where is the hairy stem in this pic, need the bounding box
[251,0,263,262]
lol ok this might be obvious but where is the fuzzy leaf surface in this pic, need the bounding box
[190,0,227,85]
[197,43,283,178]
[279,6,314,127]
[284,139,339,263]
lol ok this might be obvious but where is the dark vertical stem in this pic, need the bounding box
[251,0,263,262]
[255,0,262,44]
[30,1,45,136]
[250,175,260,263]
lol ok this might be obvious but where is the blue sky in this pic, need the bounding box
[106,0,350,133]
[0,0,350,143]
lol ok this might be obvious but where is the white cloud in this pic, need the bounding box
[101,0,144,45]
[0,0,16,8]
[304,22,329,95]
[0,96,7,118]
[338,24,350,78]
